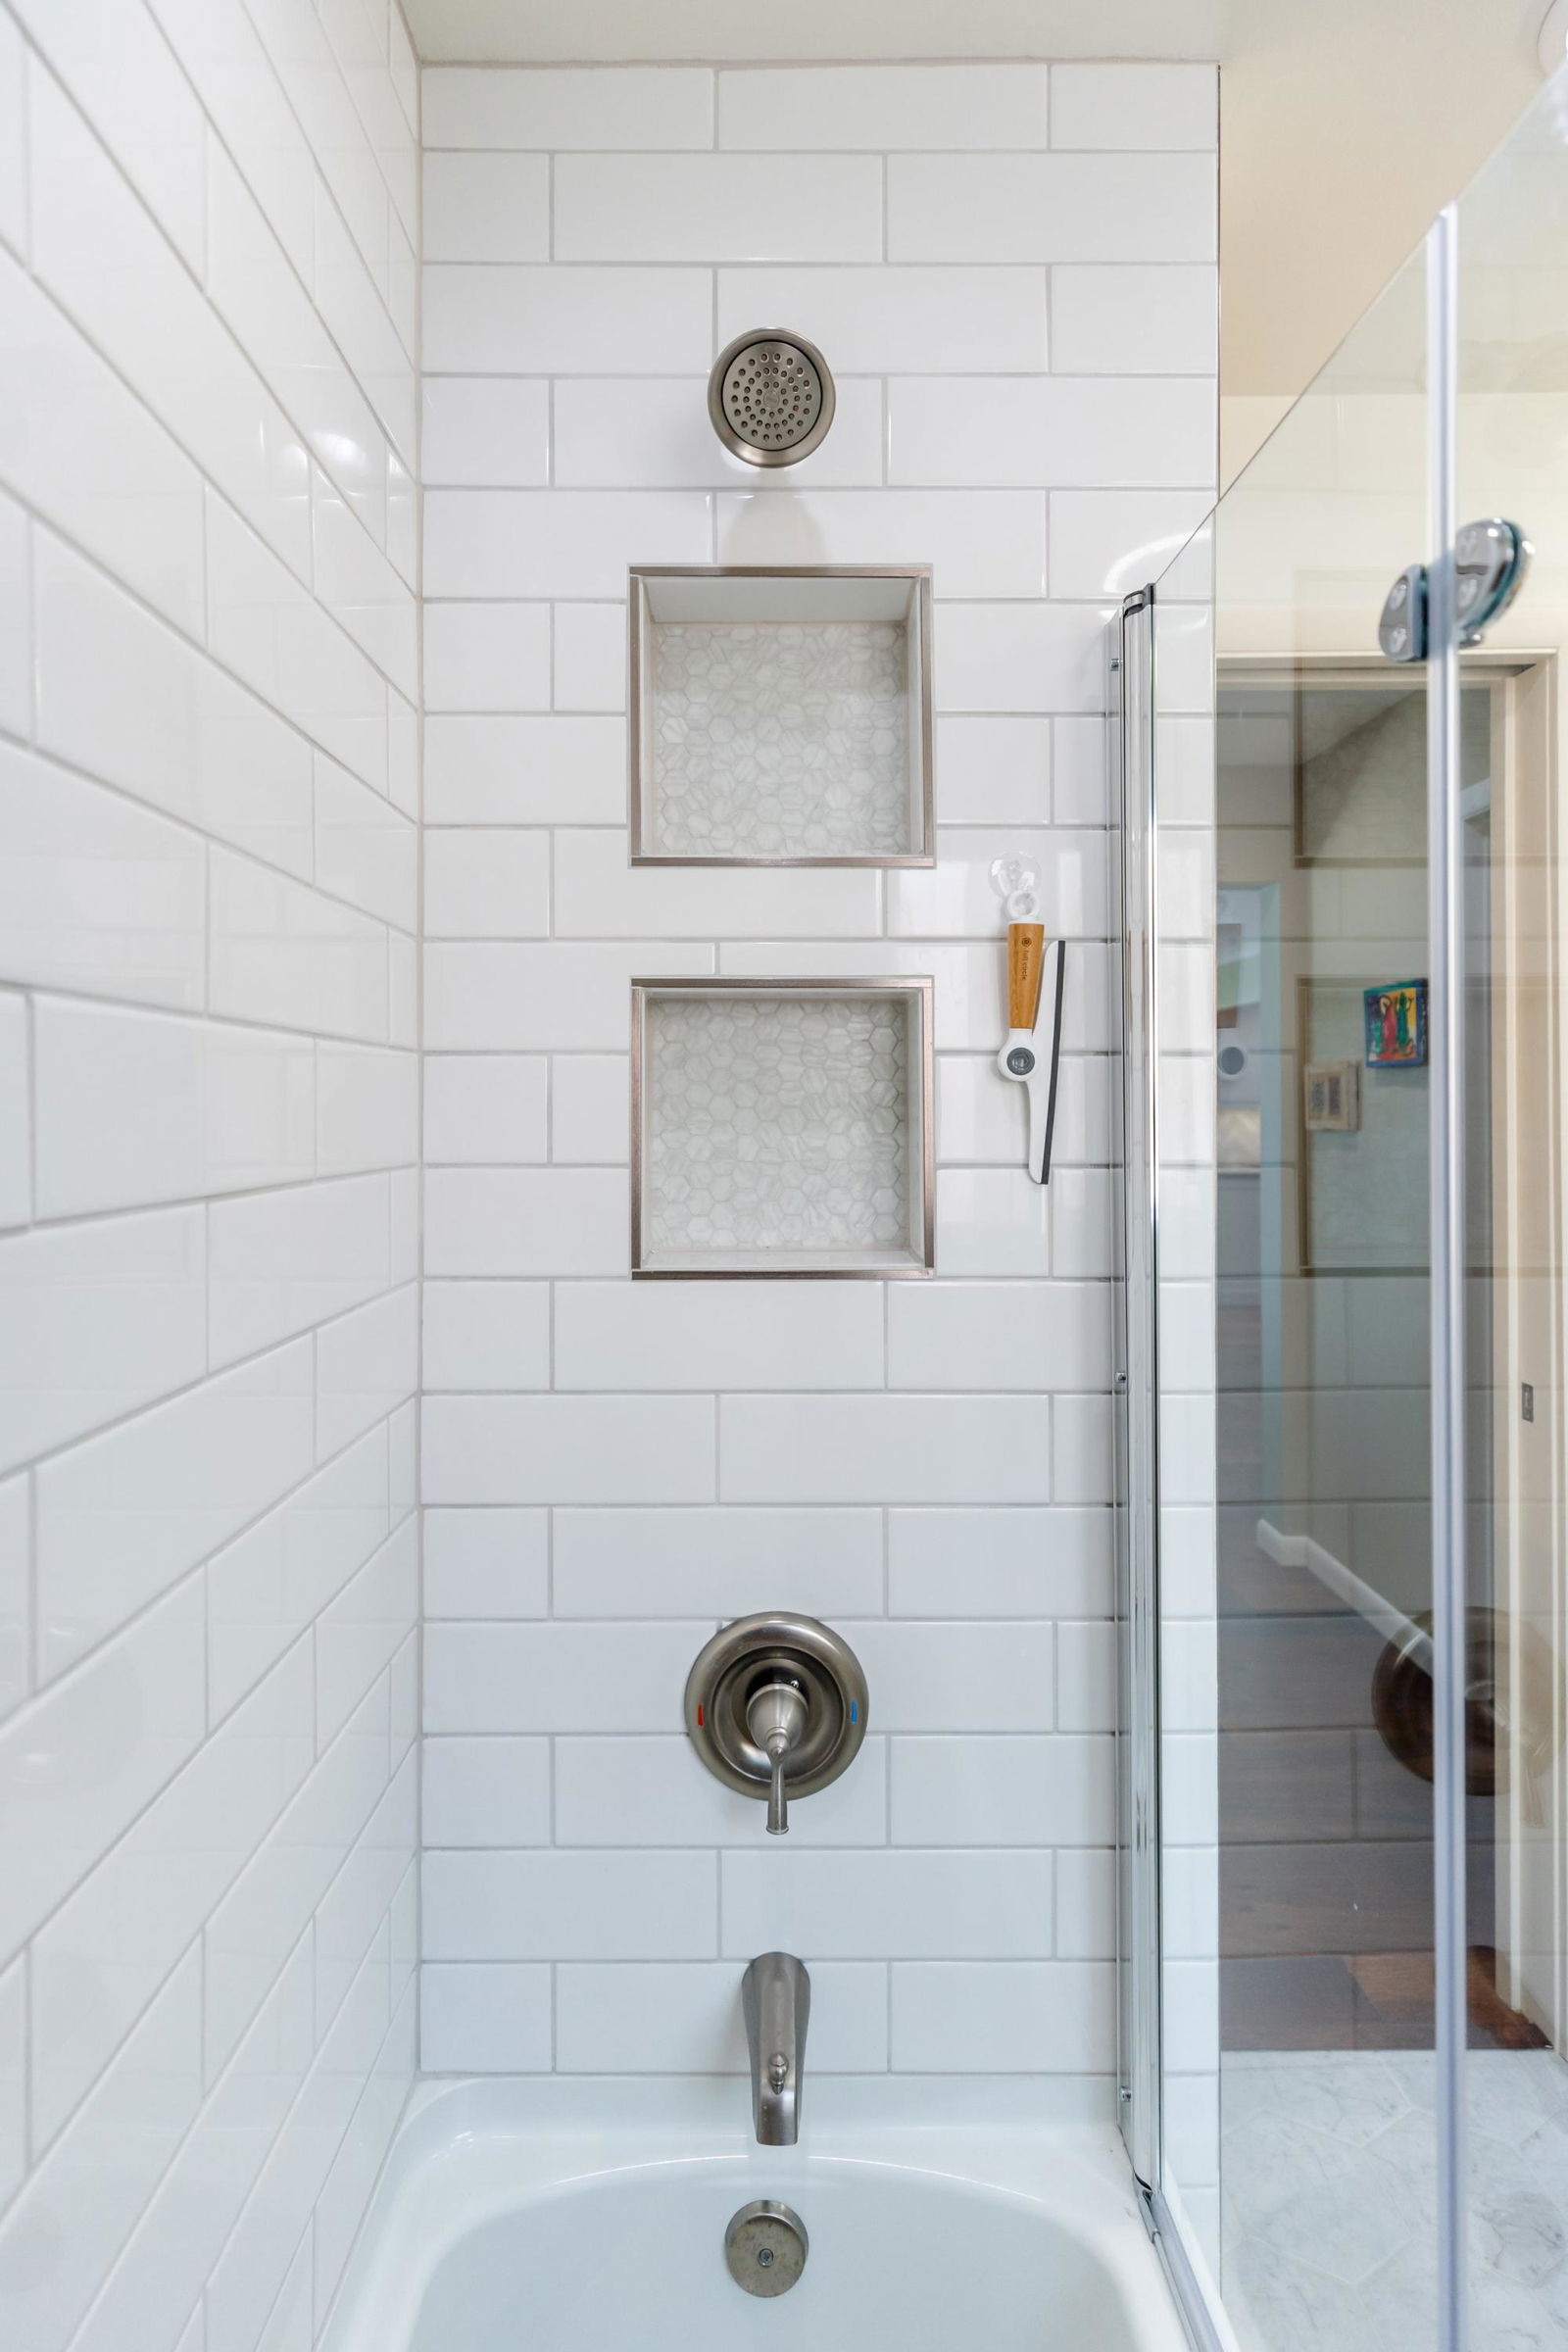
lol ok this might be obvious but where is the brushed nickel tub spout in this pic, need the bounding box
[743,1952,809,2145]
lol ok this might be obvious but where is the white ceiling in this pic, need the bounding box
[403,0,1222,64]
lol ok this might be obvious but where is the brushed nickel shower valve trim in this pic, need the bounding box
[684,1613,868,1836]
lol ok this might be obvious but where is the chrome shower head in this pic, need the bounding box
[708,328,835,467]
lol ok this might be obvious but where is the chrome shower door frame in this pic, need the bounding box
[1112,585,1161,2200]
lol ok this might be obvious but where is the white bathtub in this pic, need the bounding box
[321,2081,1192,2352]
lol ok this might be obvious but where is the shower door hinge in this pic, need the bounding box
[1378,517,1531,662]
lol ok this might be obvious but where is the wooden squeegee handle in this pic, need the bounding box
[1007,923,1046,1030]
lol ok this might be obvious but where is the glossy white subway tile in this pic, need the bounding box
[553,376,885,493]
[203,1679,389,2078]
[0,1952,21,2204]
[35,1340,316,1676]
[32,997,313,1213]
[423,1849,718,1961]
[317,1044,418,1175]
[207,1429,389,1722]
[425,1620,704,1734]
[933,716,1052,824]
[555,1959,889,2073]
[891,1960,1112,2070]
[421,377,551,487]
[423,1281,552,1391]
[427,944,714,1054]
[887,1506,1112,1620]
[0,250,210,637]
[1050,63,1217,152]
[422,1395,717,1506]
[552,604,627,711]
[1051,265,1218,375]
[206,152,392,557]
[314,760,416,933]
[887,1282,1112,1393]
[555,1280,884,1392]
[315,1282,417,1456]
[0,13,24,260]
[0,1474,27,1721]
[421,65,714,150]
[1048,488,1216,600]
[892,1734,1113,1845]
[719,1396,1053,1504]
[311,473,416,696]
[425,489,712,600]
[423,150,549,261]
[718,65,1049,150]
[424,828,551,938]
[425,1167,628,1275]
[423,1507,549,1619]
[889,826,1108,939]
[0,490,27,741]
[29,1640,314,2148]
[552,1506,884,1619]
[722,1850,1054,1959]
[425,1055,549,1164]
[1054,1847,1117,1958]
[1055,1619,1117,1733]
[208,1173,390,1367]
[143,0,315,275]
[34,533,315,878]
[555,831,880,938]
[424,602,551,712]
[550,1055,628,1163]
[887,153,1217,265]
[206,497,388,795]
[423,265,713,374]
[424,715,627,824]
[423,1738,551,1846]
[714,486,1047,598]
[30,66,312,578]
[420,1963,552,2072]
[209,850,390,1043]
[0,1944,204,2351]
[934,602,1109,715]
[890,375,1215,489]
[11,0,207,262]
[555,154,884,264]
[715,266,1048,374]
[934,1169,1053,1276]
[0,996,27,1231]
[846,1621,1054,1731]
[556,1733,889,1847]
[0,1204,207,1476]
[0,1581,205,1963]
[316,1516,417,1746]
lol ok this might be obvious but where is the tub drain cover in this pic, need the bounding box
[724,2199,808,2296]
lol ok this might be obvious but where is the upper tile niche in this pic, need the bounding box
[629,567,934,866]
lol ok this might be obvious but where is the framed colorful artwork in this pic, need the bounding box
[1363,980,1428,1067]
[1303,1060,1361,1132]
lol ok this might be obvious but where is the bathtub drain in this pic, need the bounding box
[724,2200,808,2297]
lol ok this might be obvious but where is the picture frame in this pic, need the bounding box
[1303,1059,1362,1132]
[1363,979,1429,1067]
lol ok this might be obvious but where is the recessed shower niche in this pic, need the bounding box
[629,566,935,865]
[630,979,935,1278]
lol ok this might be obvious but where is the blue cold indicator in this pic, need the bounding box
[850,1702,858,1723]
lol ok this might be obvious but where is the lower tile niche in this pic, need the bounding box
[631,981,933,1277]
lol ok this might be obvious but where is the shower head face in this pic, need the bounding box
[709,329,836,467]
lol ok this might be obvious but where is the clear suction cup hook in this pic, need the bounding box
[990,854,1042,923]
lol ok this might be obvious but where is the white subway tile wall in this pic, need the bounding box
[418,61,1216,2095]
[0,5,419,2351]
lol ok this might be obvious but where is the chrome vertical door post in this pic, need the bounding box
[1113,586,1162,2197]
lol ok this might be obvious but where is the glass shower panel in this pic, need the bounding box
[1152,247,1442,2346]
[1454,72,1568,2348]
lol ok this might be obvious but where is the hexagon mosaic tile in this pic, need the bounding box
[648,621,913,858]
[643,993,914,1260]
